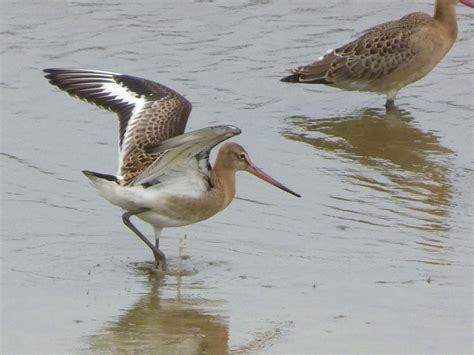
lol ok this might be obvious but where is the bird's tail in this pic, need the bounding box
[280,72,329,84]
[280,73,302,83]
[82,169,121,199]
[82,170,136,210]
[83,170,119,185]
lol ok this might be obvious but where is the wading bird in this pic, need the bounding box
[281,0,474,109]
[44,69,300,270]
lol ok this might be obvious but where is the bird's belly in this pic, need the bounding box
[381,61,438,91]
[91,179,221,228]
[334,61,437,94]
[141,194,222,228]
[137,210,195,228]
[334,47,450,94]
[333,80,378,93]
[121,190,211,228]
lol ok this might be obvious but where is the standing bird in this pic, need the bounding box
[281,0,474,109]
[44,69,300,270]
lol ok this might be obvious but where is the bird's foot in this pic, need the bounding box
[385,99,396,111]
[154,258,166,271]
[152,248,167,271]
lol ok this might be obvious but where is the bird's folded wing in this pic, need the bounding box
[131,125,241,187]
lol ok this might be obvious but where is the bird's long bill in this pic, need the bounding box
[247,164,301,198]
[461,0,474,8]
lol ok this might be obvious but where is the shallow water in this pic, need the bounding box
[1,0,473,353]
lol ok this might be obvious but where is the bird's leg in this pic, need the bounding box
[385,90,398,111]
[153,227,167,270]
[122,208,166,270]
[385,99,396,110]
[154,227,162,249]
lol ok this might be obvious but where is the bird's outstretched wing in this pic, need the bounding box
[131,125,241,189]
[44,68,192,185]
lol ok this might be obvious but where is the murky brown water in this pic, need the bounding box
[1,1,473,353]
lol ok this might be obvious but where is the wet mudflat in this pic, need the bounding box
[1,1,472,353]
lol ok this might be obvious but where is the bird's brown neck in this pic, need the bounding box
[434,0,459,39]
[210,159,237,210]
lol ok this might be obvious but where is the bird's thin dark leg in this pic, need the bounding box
[385,98,396,110]
[154,227,163,249]
[385,90,398,111]
[122,208,166,270]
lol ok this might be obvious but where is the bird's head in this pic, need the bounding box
[218,142,301,198]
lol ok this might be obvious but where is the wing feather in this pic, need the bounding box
[283,12,433,85]
[44,68,192,184]
[131,125,241,187]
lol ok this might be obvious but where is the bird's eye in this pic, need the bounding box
[239,153,246,160]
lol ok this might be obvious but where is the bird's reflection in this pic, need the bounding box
[88,269,228,354]
[284,108,454,264]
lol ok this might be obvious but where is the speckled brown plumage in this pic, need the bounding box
[281,0,472,108]
[44,69,191,184]
[119,96,190,183]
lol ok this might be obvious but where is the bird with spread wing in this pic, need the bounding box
[44,69,300,270]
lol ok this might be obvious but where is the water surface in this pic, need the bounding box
[1,0,473,353]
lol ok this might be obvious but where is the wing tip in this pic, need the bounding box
[207,125,241,137]
[220,125,241,136]
[42,68,121,79]
[43,68,61,81]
